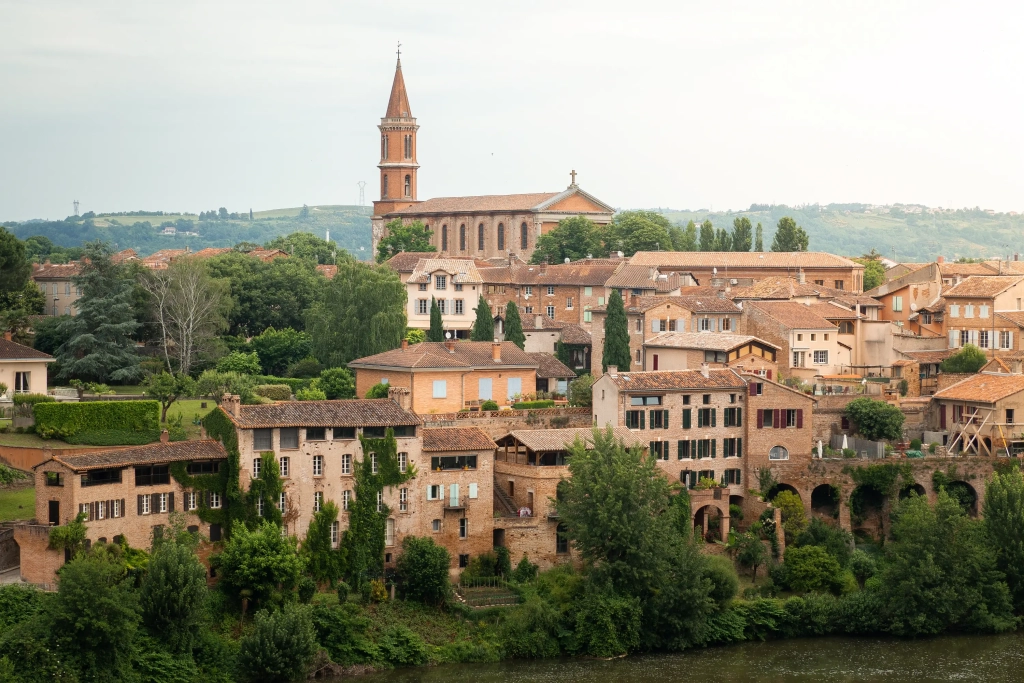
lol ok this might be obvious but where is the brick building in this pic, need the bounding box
[348,341,539,413]
[744,301,849,380]
[369,55,614,261]
[933,373,1024,456]
[866,262,944,336]
[942,276,1024,355]
[641,332,779,377]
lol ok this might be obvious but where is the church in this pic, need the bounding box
[371,54,615,261]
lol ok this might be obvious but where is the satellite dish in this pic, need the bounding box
[910,303,918,311]
[445,331,452,340]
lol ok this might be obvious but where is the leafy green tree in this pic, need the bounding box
[295,386,326,401]
[55,242,142,383]
[735,532,768,582]
[853,254,886,291]
[875,492,1015,635]
[504,301,526,349]
[144,371,197,422]
[238,604,318,683]
[49,553,141,680]
[395,536,451,606]
[698,220,715,251]
[405,328,425,344]
[377,219,436,263]
[783,545,842,593]
[31,314,72,357]
[604,211,673,257]
[196,369,258,404]
[214,521,304,608]
[713,228,732,251]
[427,297,444,342]
[471,296,494,342]
[303,502,345,586]
[139,532,208,653]
[770,216,810,252]
[940,343,987,374]
[754,222,764,251]
[0,280,45,343]
[849,549,877,588]
[844,397,905,441]
[286,356,321,379]
[794,516,853,568]
[365,382,390,399]
[731,217,753,251]
[316,367,355,399]
[568,373,594,407]
[306,260,406,367]
[675,220,698,251]
[251,327,312,376]
[983,469,1024,612]
[265,231,338,264]
[217,350,262,375]
[772,490,808,541]
[602,290,631,373]
[530,216,606,264]
[0,228,29,296]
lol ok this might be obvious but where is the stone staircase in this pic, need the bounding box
[493,477,518,516]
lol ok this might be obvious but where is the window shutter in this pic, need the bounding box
[774,409,782,429]
[711,409,716,427]
[691,440,697,460]
[748,382,756,396]
[697,410,703,428]
[168,492,175,513]
[711,439,716,458]
[797,409,804,429]
[90,501,96,521]
[677,440,684,459]
[469,483,478,499]
[1009,332,1015,349]
[714,318,719,332]
[940,405,946,429]
[137,495,143,515]
[766,369,773,380]
[737,438,743,457]
[663,410,669,429]
[639,411,645,429]
[736,408,742,427]
[683,409,691,429]
[757,409,764,429]
[736,469,742,485]
[206,491,212,508]
[120,499,125,518]
[949,330,957,347]
[427,485,432,500]
[970,330,978,345]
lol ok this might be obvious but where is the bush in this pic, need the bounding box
[34,400,159,441]
[910,438,922,450]
[286,357,321,379]
[11,393,54,407]
[255,384,292,400]
[843,448,856,458]
[511,555,539,583]
[771,490,807,540]
[140,536,208,653]
[794,517,853,568]
[295,386,326,401]
[704,555,739,605]
[336,582,350,603]
[929,442,938,454]
[511,400,555,409]
[365,383,390,399]
[253,376,310,393]
[940,343,987,374]
[844,397,905,441]
[316,367,355,400]
[310,603,374,666]
[783,545,843,594]
[377,624,428,667]
[63,429,162,446]
[297,577,317,604]
[568,374,594,407]
[395,536,451,605]
[480,399,499,411]
[496,595,562,659]
[216,351,261,375]
[237,604,318,682]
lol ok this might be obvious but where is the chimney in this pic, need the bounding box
[492,342,502,363]
[608,365,618,376]
[535,315,543,329]
[444,339,456,353]
[797,268,806,284]
[160,429,170,444]
[387,385,412,411]
[937,255,945,264]
[700,362,710,379]
[2,331,11,342]
[221,393,241,417]
[1015,253,1019,262]
[401,339,408,350]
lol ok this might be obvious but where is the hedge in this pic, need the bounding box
[255,384,293,401]
[510,400,556,410]
[254,376,311,392]
[65,429,162,446]
[34,400,160,441]
[12,394,56,406]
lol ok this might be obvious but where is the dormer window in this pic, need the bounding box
[435,275,447,290]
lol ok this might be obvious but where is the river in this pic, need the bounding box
[345,633,1024,682]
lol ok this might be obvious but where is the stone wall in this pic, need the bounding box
[937,373,974,392]
[12,524,62,588]
[420,407,591,439]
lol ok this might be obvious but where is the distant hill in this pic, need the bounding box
[4,205,374,260]
[655,205,1024,262]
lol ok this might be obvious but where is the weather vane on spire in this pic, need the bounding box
[396,41,402,61]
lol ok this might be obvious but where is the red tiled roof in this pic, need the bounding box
[605,265,680,290]
[900,349,953,364]
[496,427,645,452]
[604,368,746,390]
[747,301,838,330]
[32,262,81,279]
[49,440,227,471]
[934,373,1024,403]
[192,247,233,259]
[407,259,484,284]
[643,332,778,352]
[385,58,412,118]
[225,399,421,429]
[390,193,561,215]
[385,251,443,272]
[349,341,538,370]
[628,251,862,270]
[560,324,592,346]
[421,427,495,452]
[0,338,54,361]
[943,276,1023,298]
[316,264,338,279]
[806,302,860,319]
[528,352,576,378]
[938,262,998,276]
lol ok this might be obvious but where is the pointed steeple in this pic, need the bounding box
[385,56,412,119]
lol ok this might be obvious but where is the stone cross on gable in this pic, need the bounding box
[570,169,577,185]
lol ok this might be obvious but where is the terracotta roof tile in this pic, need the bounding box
[349,341,538,370]
[407,259,484,284]
[528,352,576,378]
[981,357,1012,374]
[996,312,1024,328]
[628,251,862,270]
[747,301,839,330]
[497,427,645,452]
[226,399,420,429]
[50,440,227,471]
[32,262,81,279]
[390,193,561,215]
[421,427,495,452]
[385,58,412,118]
[0,338,54,361]
[559,324,592,346]
[934,373,1024,403]
[605,264,680,291]
[385,251,443,272]
[604,368,746,391]
[111,249,138,264]
[938,262,998,276]
[316,264,338,279]
[900,349,953,364]
[805,302,860,319]
[643,332,779,352]
[943,275,1023,298]
[192,247,234,259]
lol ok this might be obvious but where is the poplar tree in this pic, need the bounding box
[770,216,810,252]
[504,301,526,349]
[731,217,753,251]
[698,220,715,251]
[754,223,764,251]
[602,290,631,372]
[427,297,444,342]
[677,220,698,251]
[471,296,495,342]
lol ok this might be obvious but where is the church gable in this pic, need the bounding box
[545,193,610,214]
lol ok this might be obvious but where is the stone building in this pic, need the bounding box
[641,332,780,377]
[404,258,486,338]
[369,55,614,261]
[933,373,1024,456]
[744,301,849,380]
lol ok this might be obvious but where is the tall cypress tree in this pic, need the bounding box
[504,301,526,349]
[471,296,495,342]
[427,297,444,342]
[602,290,631,373]
[754,223,764,251]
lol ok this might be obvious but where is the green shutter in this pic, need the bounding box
[691,440,698,459]
[711,409,717,427]
[677,440,684,460]
[640,411,645,430]
[737,408,742,427]
[711,439,717,458]
[737,438,742,457]
[683,409,691,429]
[663,409,669,429]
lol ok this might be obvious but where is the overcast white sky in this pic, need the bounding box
[1,0,1022,221]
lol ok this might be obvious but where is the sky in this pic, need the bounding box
[1,0,1022,221]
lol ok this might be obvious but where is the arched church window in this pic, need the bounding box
[404,175,411,197]
[382,175,388,199]
[769,446,789,461]
[521,222,528,250]
[497,223,505,252]
[441,225,448,252]
[382,134,388,160]
[459,224,466,251]
[478,224,484,251]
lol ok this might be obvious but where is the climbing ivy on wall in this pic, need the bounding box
[247,452,283,527]
[843,463,914,498]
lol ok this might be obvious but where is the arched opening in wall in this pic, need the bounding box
[459,224,466,251]
[497,223,505,251]
[493,528,505,548]
[478,224,484,251]
[811,484,840,519]
[729,494,745,531]
[899,483,926,500]
[521,222,528,250]
[850,484,886,542]
[441,225,448,252]
[766,483,799,501]
[693,504,723,543]
[404,174,411,197]
[945,480,978,517]
[382,175,389,199]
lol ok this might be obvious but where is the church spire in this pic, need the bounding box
[385,45,412,119]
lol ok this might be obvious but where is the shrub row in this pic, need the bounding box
[34,400,160,441]
[255,384,293,401]
[254,376,311,392]
[64,429,162,446]
[510,400,556,410]
[11,394,55,407]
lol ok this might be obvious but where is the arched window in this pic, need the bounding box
[521,222,528,250]
[441,225,448,251]
[459,224,466,251]
[404,135,412,159]
[381,134,388,159]
[556,523,568,554]
[769,446,789,461]
[404,174,411,197]
[478,224,484,250]
[382,175,388,198]
[497,223,505,251]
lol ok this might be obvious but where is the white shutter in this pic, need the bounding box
[949,330,957,348]
[970,330,978,346]
[469,483,478,499]
[449,483,459,507]
[1009,332,1015,350]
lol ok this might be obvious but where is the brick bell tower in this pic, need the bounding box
[371,45,420,254]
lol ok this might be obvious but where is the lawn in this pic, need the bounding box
[164,399,217,440]
[0,432,80,449]
[0,487,35,522]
